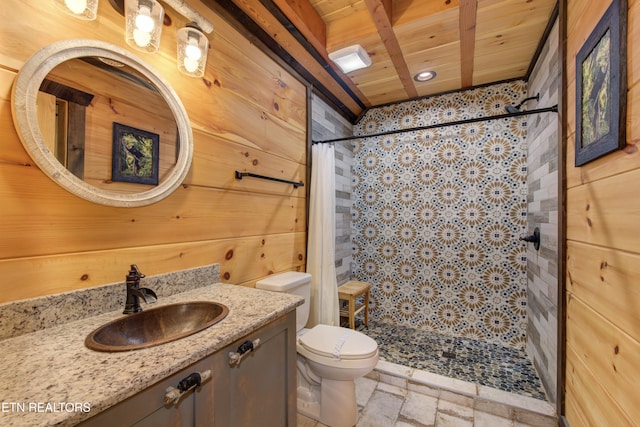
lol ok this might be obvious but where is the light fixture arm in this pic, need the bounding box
[162,0,213,34]
[109,0,213,33]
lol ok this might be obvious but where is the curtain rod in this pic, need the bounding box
[312,105,559,144]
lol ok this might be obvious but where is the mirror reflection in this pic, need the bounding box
[37,57,178,194]
[12,39,193,207]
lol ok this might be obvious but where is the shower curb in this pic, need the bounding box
[368,359,557,426]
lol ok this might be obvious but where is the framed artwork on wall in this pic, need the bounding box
[575,0,627,166]
[112,122,160,185]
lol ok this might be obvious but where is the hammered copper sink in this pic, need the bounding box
[85,301,229,352]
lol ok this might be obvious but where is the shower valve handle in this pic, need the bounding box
[520,227,540,251]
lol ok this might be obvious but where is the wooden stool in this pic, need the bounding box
[338,281,370,329]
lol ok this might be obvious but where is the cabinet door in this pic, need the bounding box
[80,356,214,427]
[130,397,195,427]
[213,312,296,427]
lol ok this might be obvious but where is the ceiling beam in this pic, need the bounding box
[459,0,477,88]
[271,0,326,51]
[364,0,418,99]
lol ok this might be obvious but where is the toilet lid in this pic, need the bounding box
[298,324,378,360]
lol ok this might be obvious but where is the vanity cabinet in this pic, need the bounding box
[80,311,296,426]
[212,310,296,426]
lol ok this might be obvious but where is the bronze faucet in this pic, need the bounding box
[123,264,157,314]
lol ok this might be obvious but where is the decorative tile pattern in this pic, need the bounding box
[359,321,546,400]
[352,81,529,348]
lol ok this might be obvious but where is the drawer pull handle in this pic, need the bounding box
[228,338,261,366]
[164,370,211,405]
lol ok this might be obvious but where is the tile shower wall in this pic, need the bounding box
[311,93,354,284]
[352,81,529,348]
[525,18,559,402]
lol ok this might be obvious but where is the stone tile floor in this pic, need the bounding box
[298,320,556,426]
[297,369,556,427]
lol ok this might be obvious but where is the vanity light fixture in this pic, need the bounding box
[328,44,372,74]
[177,22,208,77]
[124,0,164,52]
[57,0,215,76]
[54,0,99,20]
[413,70,437,82]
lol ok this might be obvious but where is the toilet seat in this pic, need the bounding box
[298,324,378,360]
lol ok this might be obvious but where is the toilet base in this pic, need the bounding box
[297,375,357,427]
[320,378,356,427]
[296,384,320,421]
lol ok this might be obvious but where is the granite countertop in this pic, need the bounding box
[0,283,302,426]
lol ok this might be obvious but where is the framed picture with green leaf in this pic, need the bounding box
[575,0,627,166]
[112,123,160,185]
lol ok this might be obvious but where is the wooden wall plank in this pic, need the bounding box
[0,164,305,259]
[566,168,640,253]
[0,0,308,301]
[190,131,306,194]
[0,232,305,303]
[563,395,589,427]
[566,295,640,423]
[565,347,634,427]
[0,69,34,166]
[211,29,308,130]
[565,0,640,424]
[567,242,640,342]
[217,232,307,284]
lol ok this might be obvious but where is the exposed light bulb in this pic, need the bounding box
[177,24,208,77]
[133,28,152,47]
[185,37,202,61]
[64,0,87,14]
[124,0,163,52]
[183,57,200,73]
[135,5,155,32]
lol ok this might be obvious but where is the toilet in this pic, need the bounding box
[256,272,379,427]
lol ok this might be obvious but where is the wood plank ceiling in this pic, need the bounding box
[203,0,558,122]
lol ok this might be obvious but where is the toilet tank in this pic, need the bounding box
[256,272,311,332]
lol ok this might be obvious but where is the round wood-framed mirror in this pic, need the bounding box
[11,39,193,207]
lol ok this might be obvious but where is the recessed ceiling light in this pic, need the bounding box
[414,70,437,82]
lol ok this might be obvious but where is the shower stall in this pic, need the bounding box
[310,23,560,402]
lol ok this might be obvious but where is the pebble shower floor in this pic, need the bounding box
[357,320,547,400]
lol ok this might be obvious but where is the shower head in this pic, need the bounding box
[505,93,540,114]
[505,105,522,114]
